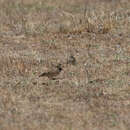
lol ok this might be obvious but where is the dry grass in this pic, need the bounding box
[0,0,130,130]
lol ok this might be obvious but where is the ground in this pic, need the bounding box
[0,0,130,130]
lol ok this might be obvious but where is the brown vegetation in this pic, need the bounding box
[0,0,130,129]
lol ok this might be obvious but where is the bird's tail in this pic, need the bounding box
[39,73,48,77]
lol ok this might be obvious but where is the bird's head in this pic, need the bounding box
[56,64,62,71]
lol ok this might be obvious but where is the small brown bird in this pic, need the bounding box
[39,64,62,80]
[67,55,76,65]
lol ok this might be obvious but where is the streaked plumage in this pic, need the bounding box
[39,64,62,79]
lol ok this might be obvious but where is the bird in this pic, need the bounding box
[39,64,62,80]
[67,55,76,65]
